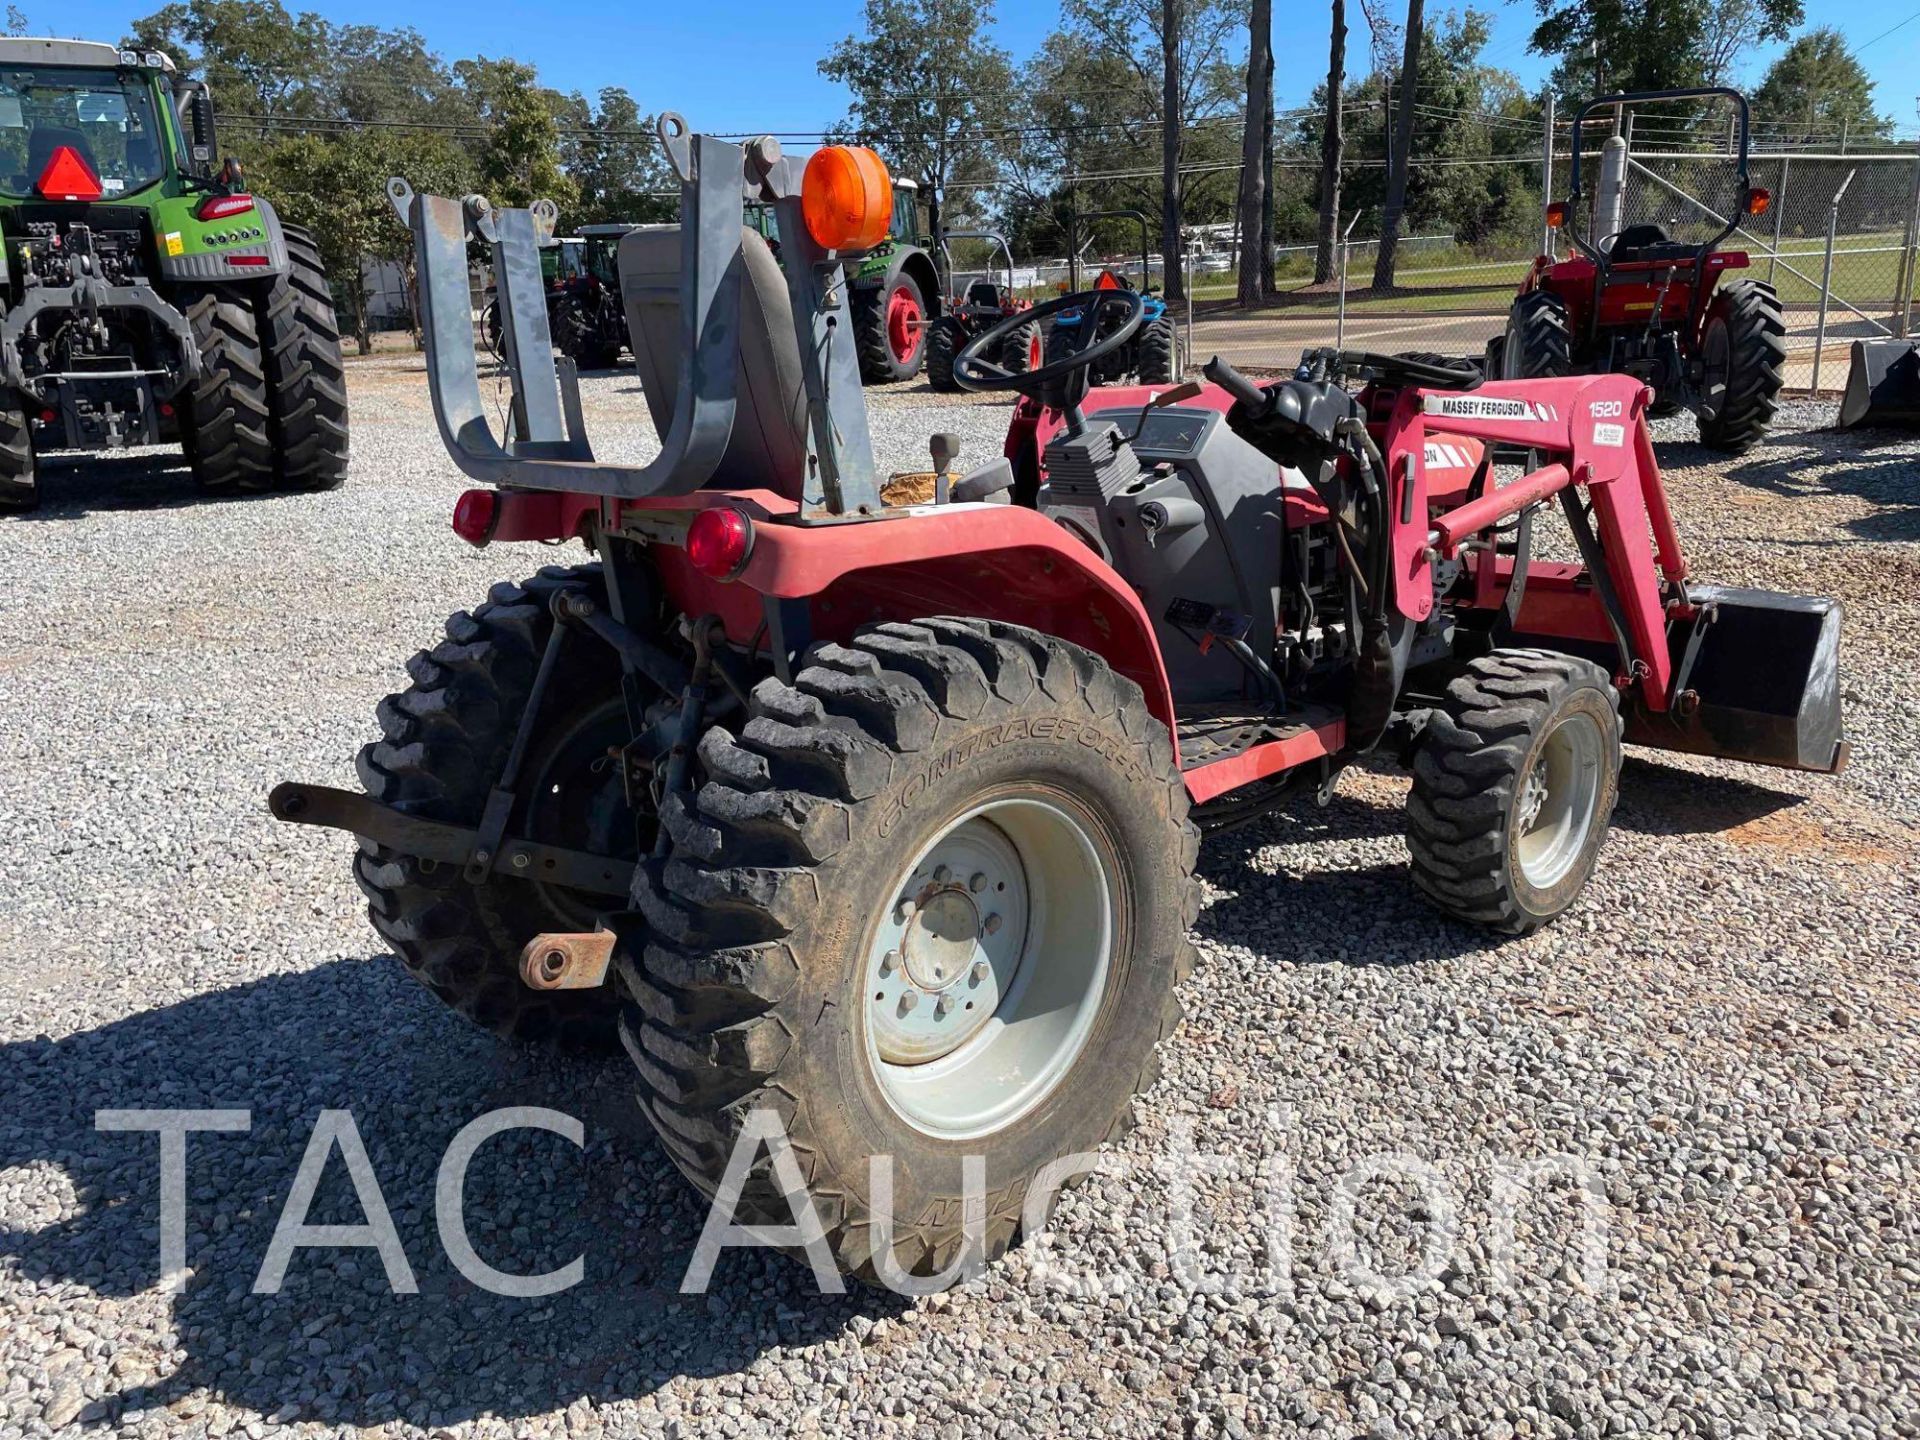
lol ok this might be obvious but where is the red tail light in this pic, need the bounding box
[197,192,256,221]
[686,506,754,579]
[451,489,500,546]
[36,145,102,201]
[225,255,271,267]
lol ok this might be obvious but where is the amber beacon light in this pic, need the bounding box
[801,145,893,253]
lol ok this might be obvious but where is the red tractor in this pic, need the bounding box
[1490,88,1787,453]
[926,230,1042,392]
[281,131,1845,1289]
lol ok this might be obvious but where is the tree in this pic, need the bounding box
[819,0,1014,250]
[1233,0,1271,304]
[1371,0,1424,289]
[453,57,575,214]
[1528,0,1801,103]
[560,87,675,228]
[1314,0,1347,283]
[124,0,329,140]
[1752,29,1888,147]
[1040,0,1245,300]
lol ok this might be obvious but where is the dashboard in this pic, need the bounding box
[1128,407,1215,458]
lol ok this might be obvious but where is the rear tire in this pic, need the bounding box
[1502,290,1573,379]
[1137,315,1178,385]
[256,223,349,491]
[925,317,961,392]
[853,270,928,384]
[1406,649,1621,934]
[623,619,1200,1286]
[181,287,273,492]
[0,393,38,512]
[1696,279,1786,454]
[354,565,647,1050]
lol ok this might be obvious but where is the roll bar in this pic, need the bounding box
[1562,87,1752,264]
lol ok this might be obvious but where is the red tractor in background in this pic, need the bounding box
[926,230,1042,392]
[1489,88,1787,453]
[277,128,1845,1290]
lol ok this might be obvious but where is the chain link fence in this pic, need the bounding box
[1177,114,1920,392]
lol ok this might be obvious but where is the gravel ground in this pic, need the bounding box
[1,365,1916,1439]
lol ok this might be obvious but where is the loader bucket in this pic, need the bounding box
[1624,586,1847,774]
[1836,339,1920,430]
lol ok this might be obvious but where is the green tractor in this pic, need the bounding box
[0,38,348,512]
[847,176,942,384]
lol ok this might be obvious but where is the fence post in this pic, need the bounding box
[1812,168,1856,395]
[1898,146,1920,339]
[1768,155,1789,287]
[1184,231,1195,375]
[1540,93,1555,257]
[1336,210,1362,351]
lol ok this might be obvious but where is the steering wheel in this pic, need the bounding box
[953,288,1147,400]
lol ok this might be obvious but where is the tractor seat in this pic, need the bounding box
[1608,223,1697,266]
[966,280,1004,308]
[618,225,807,501]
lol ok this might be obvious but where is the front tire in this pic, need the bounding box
[354,566,647,1049]
[1137,315,1178,384]
[1407,649,1621,934]
[256,223,349,491]
[1696,279,1786,454]
[181,287,273,492]
[998,319,1042,376]
[0,393,38,512]
[925,317,961,392]
[623,619,1200,1285]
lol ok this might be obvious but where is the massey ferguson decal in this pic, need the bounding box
[1426,394,1558,423]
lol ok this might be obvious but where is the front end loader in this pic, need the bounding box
[273,116,1845,1290]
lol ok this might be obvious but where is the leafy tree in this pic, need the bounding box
[819,0,1014,249]
[1528,0,1801,103]
[1008,0,1244,295]
[124,0,330,138]
[559,86,675,228]
[1752,28,1888,147]
[453,56,575,214]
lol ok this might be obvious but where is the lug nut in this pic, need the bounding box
[970,872,988,892]
[878,949,898,976]
[898,991,919,1015]
[983,913,1003,936]
[970,961,989,984]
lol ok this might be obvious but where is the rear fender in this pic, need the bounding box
[646,495,1180,745]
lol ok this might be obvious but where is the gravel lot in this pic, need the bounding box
[1,362,1916,1439]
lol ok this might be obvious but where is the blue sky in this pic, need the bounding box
[46,0,1920,137]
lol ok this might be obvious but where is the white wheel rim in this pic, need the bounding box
[863,795,1114,1140]
[1515,711,1605,889]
